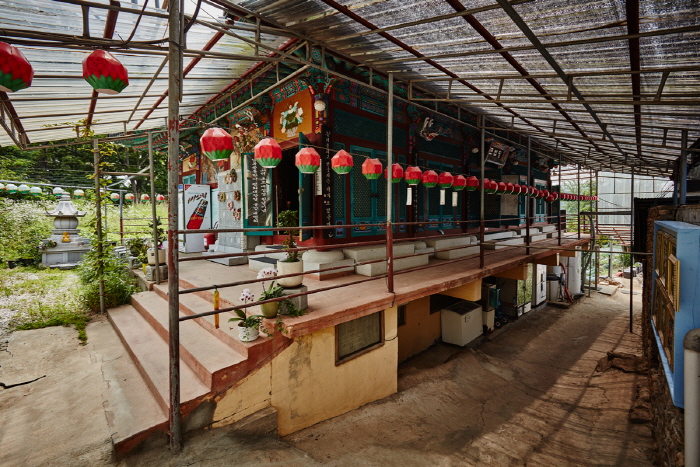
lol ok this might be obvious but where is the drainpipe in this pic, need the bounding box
[479,116,485,268]
[386,72,394,293]
[684,329,700,467]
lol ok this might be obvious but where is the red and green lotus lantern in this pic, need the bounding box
[529,186,538,198]
[296,148,321,174]
[422,170,438,188]
[541,189,550,200]
[512,184,522,195]
[482,178,493,193]
[331,150,353,175]
[156,194,166,203]
[125,193,134,202]
[505,182,514,195]
[52,187,63,198]
[30,186,42,197]
[489,180,499,193]
[453,175,466,191]
[141,194,150,202]
[384,163,404,183]
[404,166,422,185]
[110,192,120,202]
[82,49,129,95]
[18,184,29,195]
[200,127,233,161]
[466,176,479,191]
[495,182,507,195]
[438,172,453,189]
[546,195,555,203]
[0,42,34,93]
[362,158,383,180]
[254,138,282,169]
[74,189,85,199]
[6,183,17,194]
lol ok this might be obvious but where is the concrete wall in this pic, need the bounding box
[397,296,440,363]
[212,308,399,436]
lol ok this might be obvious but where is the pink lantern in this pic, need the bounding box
[466,176,479,191]
[331,150,353,174]
[362,158,383,180]
[438,172,454,189]
[141,194,150,202]
[296,148,321,174]
[384,163,404,183]
[422,170,438,188]
[156,194,166,203]
[405,166,422,185]
[0,42,33,93]
[453,175,466,191]
[254,138,282,169]
[200,127,233,161]
[82,49,129,94]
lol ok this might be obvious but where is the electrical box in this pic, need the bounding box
[652,221,700,407]
[441,300,483,346]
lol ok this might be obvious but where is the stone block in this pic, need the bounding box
[435,245,480,260]
[540,225,556,233]
[208,255,248,266]
[354,253,429,277]
[127,256,141,269]
[483,231,514,241]
[303,258,355,277]
[424,236,473,251]
[342,243,415,262]
[145,265,167,281]
[530,234,547,242]
[279,285,308,314]
[253,245,287,261]
[248,257,278,272]
[484,237,525,250]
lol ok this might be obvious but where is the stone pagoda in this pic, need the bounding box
[42,194,91,269]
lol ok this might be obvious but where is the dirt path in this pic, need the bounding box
[0,284,655,467]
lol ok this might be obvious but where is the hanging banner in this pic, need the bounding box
[181,184,211,253]
[406,187,412,206]
[440,189,446,206]
[485,139,512,166]
[243,152,273,234]
[321,124,334,238]
[452,192,458,207]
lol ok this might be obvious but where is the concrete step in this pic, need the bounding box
[484,237,526,250]
[483,231,514,242]
[355,253,429,277]
[530,234,547,242]
[424,235,475,251]
[435,245,480,260]
[107,305,209,415]
[131,292,247,393]
[343,243,415,262]
[248,256,279,272]
[254,245,287,261]
[540,225,556,233]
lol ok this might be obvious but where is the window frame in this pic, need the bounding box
[335,311,385,366]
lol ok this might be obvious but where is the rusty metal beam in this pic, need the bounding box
[625,0,643,161]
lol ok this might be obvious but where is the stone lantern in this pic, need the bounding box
[42,194,91,269]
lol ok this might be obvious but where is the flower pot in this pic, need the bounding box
[142,263,148,275]
[276,260,303,288]
[260,301,280,319]
[147,248,165,265]
[238,324,259,342]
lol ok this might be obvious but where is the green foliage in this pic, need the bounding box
[562,180,597,233]
[148,216,166,248]
[277,210,300,262]
[259,282,284,301]
[282,298,307,317]
[0,199,53,263]
[227,309,265,329]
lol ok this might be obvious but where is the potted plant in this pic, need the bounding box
[137,246,149,275]
[276,210,303,288]
[229,288,265,341]
[256,267,285,318]
[147,217,166,265]
[125,237,146,269]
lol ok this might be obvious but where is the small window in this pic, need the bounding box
[397,305,406,327]
[336,312,383,364]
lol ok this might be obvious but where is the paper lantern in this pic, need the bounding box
[0,183,5,191]
[74,189,85,199]
[82,49,129,94]
[362,158,383,180]
[110,192,120,201]
[513,184,524,195]
[466,176,479,191]
[30,186,41,196]
[18,184,29,194]
[453,175,466,191]
[505,182,514,194]
[384,163,404,183]
[481,178,490,192]
[0,42,33,93]
[125,193,134,201]
[529,186,538,198]
[489,180,498,193]
[438,172,454,189]
[541,190,550,200]
[331,150,353,174]
[200,127,233,161]
[552,192,559,200]
[404,166,422,185]
[6,183,17,194]
[295,148,321,174]
[422,170,438,188]
[156,194,166,203]
[496,182,507,195]
[254,138,282,168]
[52,187,63,198]
[141,194,150,202]
[546,195,555,203]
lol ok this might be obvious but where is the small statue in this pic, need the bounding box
[62,232,70,243]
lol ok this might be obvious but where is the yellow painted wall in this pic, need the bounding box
[442,280,482,301]
[397,296,441,363]
[212,308,399,436]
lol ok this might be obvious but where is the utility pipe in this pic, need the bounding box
[386,72,394,293]
[684,329,700,467]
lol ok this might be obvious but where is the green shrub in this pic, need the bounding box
[0,199,53,263]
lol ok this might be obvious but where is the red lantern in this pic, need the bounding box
[453,175,466,191]
[552,192,559,200]
[438,172,454,189]
[82,49,129,94]
[481,178,490,192]
[384,163,404,183]
[505,182,514,194]
[254,138,282,169]
[200,127,233,161]
[296,148,321,174]
[466,176,479,191]
[422,170,438,188]
[405,166,422,185]
[156,194,166,203]
[0,42,33,93]
[496,182,507,194]
[546,195,555,203]
[529,186,538,198]
[141,194,150,202]
[331,150,353,174]
[362,158,383,180]
[541,190,550,200]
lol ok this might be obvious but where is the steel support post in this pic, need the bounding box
[681,129,688,205]
[526,136,531,255]
[148,132,161,284]
[630,168,635,333]
[93,139,105,315]
[167,0,183,453]
[479,116,485,268]
[577,164,581,239]
[119,192,124,244]
[386,73,394,293]
[557,152,562,246]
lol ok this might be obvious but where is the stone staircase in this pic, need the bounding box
[106,279,292,455]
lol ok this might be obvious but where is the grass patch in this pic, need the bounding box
[1,266,92,345]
